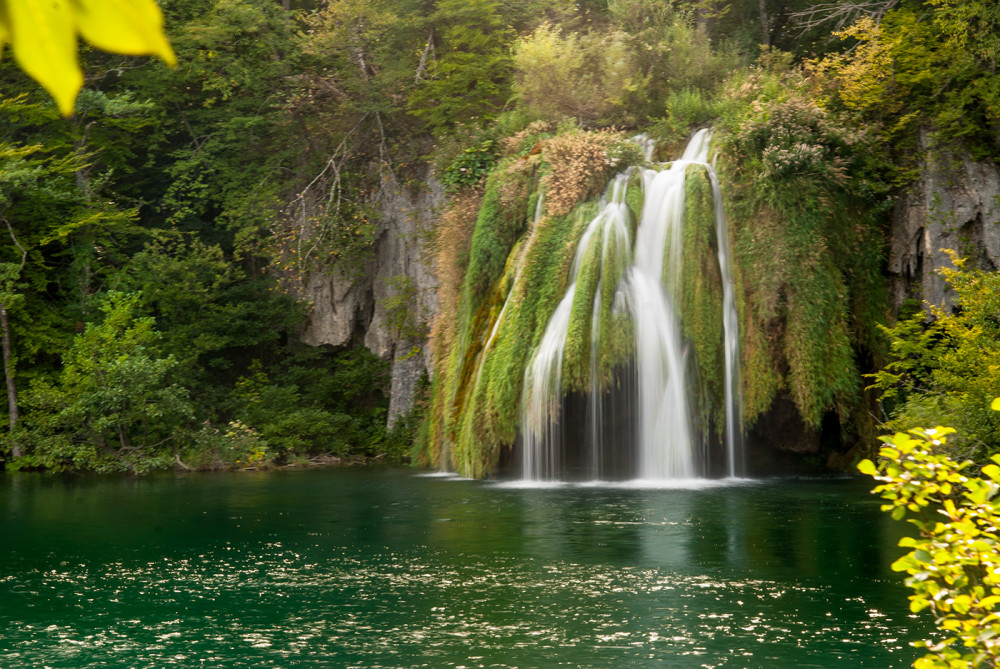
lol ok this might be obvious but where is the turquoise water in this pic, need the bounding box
[1,467,923,668]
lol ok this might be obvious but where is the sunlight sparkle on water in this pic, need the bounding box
[2,468,922,668]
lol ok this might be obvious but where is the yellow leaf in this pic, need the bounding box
[75,0,176,65]
[7,0,82,116]
[0,5,9,48]
[858,459,878,476]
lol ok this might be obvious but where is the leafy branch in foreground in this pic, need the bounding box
[0,0,175,115]
[858,400,1000,668]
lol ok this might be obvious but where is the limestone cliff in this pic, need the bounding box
[300,171,443,426]
[889,134,1000,311]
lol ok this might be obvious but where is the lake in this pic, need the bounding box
[1,467,925,668]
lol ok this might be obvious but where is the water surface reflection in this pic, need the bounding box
[1,468,922,668]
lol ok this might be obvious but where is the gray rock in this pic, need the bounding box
[889,132,1000,312]
[298,266,374,348]
[298,168,443,427]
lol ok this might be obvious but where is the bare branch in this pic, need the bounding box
[789,0,899,35]
[4,217,27,272]
[414,26,435,83]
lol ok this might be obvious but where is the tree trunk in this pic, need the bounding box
[759,0,771,50]
[1,302,20,457]
[117,421,130,452]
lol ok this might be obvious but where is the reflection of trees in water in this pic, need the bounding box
[684,482,908,584]
[685,489,746,569]
[518,489,646,564]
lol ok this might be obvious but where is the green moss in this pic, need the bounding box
[625,170,645,222]
[562,228,602,391]
[679,168,725,430]
[451,207,588,476]
[463,172,524,305]
[594,213,635,383]
[721,144,884,433]
[425,103,892,475]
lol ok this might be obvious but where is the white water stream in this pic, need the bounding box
[521,130,743,481]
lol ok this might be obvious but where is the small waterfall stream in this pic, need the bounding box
[521,130,743,481]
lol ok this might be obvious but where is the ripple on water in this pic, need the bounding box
[2,543,914,668]
[0,470,921,668]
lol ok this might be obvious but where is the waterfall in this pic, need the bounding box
[521,130,743,481]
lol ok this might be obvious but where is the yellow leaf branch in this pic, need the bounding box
[0,0,175,116]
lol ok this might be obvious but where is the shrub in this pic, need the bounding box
[657,87,725,143]
[186,420,272,470]
[17,292,193,474]
[513,23,642,126]
[442,138,499,192]
[715,61,890,434]
[608,0,741,121]
[859,403,1000,668]
[540,128,638,217]
[868,254,1000,462]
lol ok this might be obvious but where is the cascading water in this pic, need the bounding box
[521,129,743,481]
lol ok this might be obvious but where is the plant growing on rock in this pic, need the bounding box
[868,254,1000,461]
[717,59,890,437]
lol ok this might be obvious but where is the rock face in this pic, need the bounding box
[300,170,443,427]
[889,133,1000,311]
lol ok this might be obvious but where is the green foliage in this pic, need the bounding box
[442,138,498,192]
[509,1,742,130]
[859,413,1000,667]
[512,23,643,126]
[408,0,514,131]
[928,0,1000,67]
[814,2,1000,160]
[717,62,890,432]
[115,234,307,403]
[658,88,726,144]
[446,205,588,476]
[679,168,725,429]
[422,123,652,475]
[0,0,174,115]
[18,292,193,473]
[380,275,425,341]
[868,256,1000,461]
[728,84,873,192]
[9,0,999,478]
[183,419,272,470]
[230,347,392,461]
[461,166,530,305]
[607,0,741,124]
[0,0,403,471]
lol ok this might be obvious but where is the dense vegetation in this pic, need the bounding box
[418,0,1000,476]
[860,404,1000,667]
[0,0,436,472]
[1,0,998,475]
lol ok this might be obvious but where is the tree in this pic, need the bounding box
[0,248,25,456]
[788,1,900,34]
[408,0,515,130]
[867,254,1000,461]
[0,140,80,459]
[22,291,192,472]
[0,0,175,115]
[859,402,1000,667]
